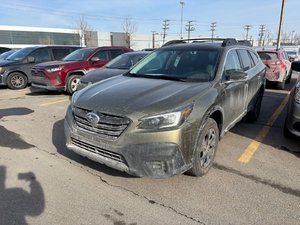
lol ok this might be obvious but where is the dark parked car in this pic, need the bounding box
[65,38,266,178]
[31,46,133,94]
[0,46,80,89]
[0,50,16,61]
[77,51,149,90]
[284,61,300,138]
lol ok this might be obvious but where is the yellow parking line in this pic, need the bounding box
[40,98,69,106]
[238,91,291,163]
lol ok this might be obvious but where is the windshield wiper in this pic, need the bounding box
[138,74,186,82]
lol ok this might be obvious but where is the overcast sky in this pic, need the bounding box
[0,0,299,40]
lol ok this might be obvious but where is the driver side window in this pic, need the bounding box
[223,50,242,81]
[30,48,51,63]
[92,50,109,61]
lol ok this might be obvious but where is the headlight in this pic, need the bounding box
[0,67,4,74]
[295,81,300,103]
[138,104,193,130]
[46,66,63,73]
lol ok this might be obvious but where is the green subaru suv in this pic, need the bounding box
[65,39,266,178]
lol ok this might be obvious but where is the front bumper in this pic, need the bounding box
[286,95,300,137]
[64,105,191,178]
[31,70,64,91]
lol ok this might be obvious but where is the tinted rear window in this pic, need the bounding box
[257,52,278,60]
[52,48,71,60]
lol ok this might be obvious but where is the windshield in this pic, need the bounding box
[257,51,278,60]
[63,48,94,61]
[0,50,15,60]
[128,48,220,82]
[6,47,36,61]
[106,53,148,69]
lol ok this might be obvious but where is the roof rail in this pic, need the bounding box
[162,38,252,47]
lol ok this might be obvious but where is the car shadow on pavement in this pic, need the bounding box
[0,166,45,225]
[231,83,300,158]
[25,87,66,96]
[52,119,134,178]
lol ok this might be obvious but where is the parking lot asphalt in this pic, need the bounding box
[0,74,300,225]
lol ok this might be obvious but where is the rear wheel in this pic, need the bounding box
[7,72,28,90]
[245,89,263,122]
[277,80,285,90]
[66,75,81,94]
[188,118,219,177]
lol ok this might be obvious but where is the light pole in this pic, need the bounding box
[276,0,286,50]
[244,25,252,41]
[151,31,159,48]
[180,1,185,39]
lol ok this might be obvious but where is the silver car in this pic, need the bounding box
[284,61,300,138]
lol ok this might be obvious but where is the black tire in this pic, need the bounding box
[188,118,219,177]
[66,75,81,94]
[286,70,292,84]
[245,89,263,122]
[7,72,28,90]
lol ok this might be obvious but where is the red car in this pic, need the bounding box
[257,48,291,89]
[31,46,133,94]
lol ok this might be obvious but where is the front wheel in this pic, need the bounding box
[7,72,28,90]
[66,75,81,94]
[188,118,219,177]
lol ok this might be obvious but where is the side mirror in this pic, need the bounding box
[225,69,247,82]
[291,61,300,72]
[28,56,35,63]
[91,57,101,63]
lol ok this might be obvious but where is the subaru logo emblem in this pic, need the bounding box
[85,112,100,126]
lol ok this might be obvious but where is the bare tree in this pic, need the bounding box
[75,15,94,47]
[122,17,137,48]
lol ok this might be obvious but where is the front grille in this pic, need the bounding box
[31,69,45,77]
[71,138,125,163]
[73,107,131,139]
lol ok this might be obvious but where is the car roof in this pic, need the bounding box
[161,38,253,50]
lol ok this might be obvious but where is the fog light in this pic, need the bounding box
[146,161,167,176]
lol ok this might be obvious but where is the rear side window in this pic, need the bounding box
[237,49,252,71]
[257,52,278,60]
[249,51,259,65]
[30,48,51,63]
[52,48,70,60]
[110,50,124,59]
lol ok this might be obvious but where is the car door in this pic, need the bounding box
[221,49,248,128]
[89,50,110,69]
[237,49,259,108]
[24,48,51,80]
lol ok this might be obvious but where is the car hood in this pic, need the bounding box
[80,68,128,83]
[74,75,211,116]
[0,60,20,67]
[34,60,77,68]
